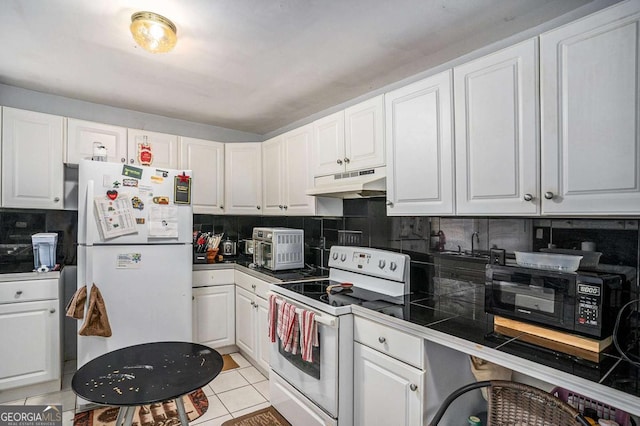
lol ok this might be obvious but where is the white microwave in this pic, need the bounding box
[252,227,304,271]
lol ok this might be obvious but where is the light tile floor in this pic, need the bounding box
[5,352,269,426]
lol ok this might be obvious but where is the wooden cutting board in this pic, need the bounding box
[494,316,612,362]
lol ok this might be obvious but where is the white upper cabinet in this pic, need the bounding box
[345,95,385,171]
[263,125,319,216]
[313,111,345,176]
[541,1,640,215]
[224,142,262,215]
[385,71,455,215]
[179,137,225,214]
[2,107,64,209]
[313,95,385,176]
[262,135,285,215]
[454,38,539,215]
[66,119,127,164]
[127,128,179,169]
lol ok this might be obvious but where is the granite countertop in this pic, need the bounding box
[353,282,640,417]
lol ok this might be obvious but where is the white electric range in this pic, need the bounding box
[268,246,410,426]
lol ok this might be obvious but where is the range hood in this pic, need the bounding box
[306,167,386,199]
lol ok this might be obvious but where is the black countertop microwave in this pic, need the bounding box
[485,264,627,339]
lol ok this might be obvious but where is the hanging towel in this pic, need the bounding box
[78,284,112,337]
[278,302,299,354]
[268,294,278,343]
[65,285,87,319]
[300,310,318,362]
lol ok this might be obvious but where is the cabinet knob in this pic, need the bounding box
[283,205,288,210]
[257,206,261,210]
[192,296,195,300]
[250,301,255,307]
[15,290,23,296]
[523,193,534,202]
[344,157,350,164]
[378,336,386,344]
[409,384,418,392]
[337,159,343,165]
[121,158,126,163]
[544,191,554,200]
[220,205,224,210]
[53,197,60,202]
[386,200,393,207]
[49,309,56,314]
[252,284,256,289]
[130,159,135,164]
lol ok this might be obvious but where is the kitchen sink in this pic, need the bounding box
[438,250,490,261]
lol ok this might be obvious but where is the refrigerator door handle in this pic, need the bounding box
[84,180,94,287]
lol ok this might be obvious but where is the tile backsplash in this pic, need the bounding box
[195,198,639,292]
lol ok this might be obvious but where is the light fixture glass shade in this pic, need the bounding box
[130,11,177,53]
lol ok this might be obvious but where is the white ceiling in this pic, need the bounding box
[0,0,610,135]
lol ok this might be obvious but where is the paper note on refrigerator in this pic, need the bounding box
[148,206,179,238]
[94,195,138,239]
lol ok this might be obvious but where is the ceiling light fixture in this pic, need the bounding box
[130,11,177,54]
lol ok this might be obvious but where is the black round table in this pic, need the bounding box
[72,342,223,426]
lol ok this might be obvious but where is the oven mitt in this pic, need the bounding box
[79,284,112,337]
[65,285,87,319]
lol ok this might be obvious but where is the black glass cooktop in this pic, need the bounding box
[278,279,406,312]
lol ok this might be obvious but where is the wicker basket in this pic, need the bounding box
[552,387,631,425]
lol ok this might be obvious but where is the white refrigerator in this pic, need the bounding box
[77,159,193,367]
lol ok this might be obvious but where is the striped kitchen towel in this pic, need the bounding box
[300,310,318,362]
[268,294,278,343]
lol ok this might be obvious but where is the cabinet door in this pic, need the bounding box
[313,111,345,176]
[454,38,539,215]
[353,343,424,426]
[255,296,271,372]
[0,299,60,390]
[127,129,179,169]
[262,136,285,215]
[225,143,262,215]
[2,107,64,209]
[385,71,455,215]
[193,285,235,349]
[66,118,128,165]
[345,95,385,171]
[541,2,640,215]
[180,137,225,214]
[283,124,316,215]
[235,286,256,359]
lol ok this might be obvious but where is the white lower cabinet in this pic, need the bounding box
[234,271,271,372]
[192,285,235,349]
[354,343,425,426]
[0,277,61,392]
[353,316,426,426]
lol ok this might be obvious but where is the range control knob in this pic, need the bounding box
[332,252,339,260]
[340,253,347,262]
[389,262,398,272]
[378,259,386,269]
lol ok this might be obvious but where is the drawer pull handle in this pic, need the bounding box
[16,290,23,296]
[50,309,56,314]
[378,337,386,344]
[409,384,418,392]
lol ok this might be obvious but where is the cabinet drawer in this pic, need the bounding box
[354,316,423,368]
[192,269,234,287]
[235,271,270,299]
[0,279,58,304]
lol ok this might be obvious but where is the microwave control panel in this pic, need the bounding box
[576,282,602,327]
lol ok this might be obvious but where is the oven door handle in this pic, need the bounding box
[269,292,338,329]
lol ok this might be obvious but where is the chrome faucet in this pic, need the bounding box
[471,232,480,256]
